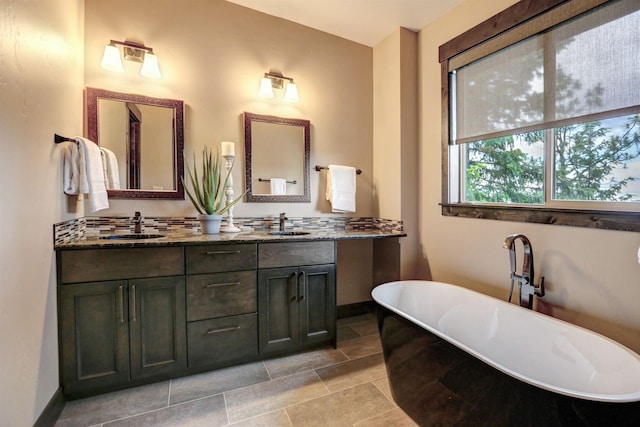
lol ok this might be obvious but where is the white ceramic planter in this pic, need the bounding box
[198,214,223,234]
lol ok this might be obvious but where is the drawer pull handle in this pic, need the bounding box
[206,326,240,335]
[298,271,305,300]
[205,281,240,288]
[118,285,125,323]
[205,250,241,255]
[131,285,137,322]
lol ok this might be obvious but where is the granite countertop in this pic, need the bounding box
[54,229,406,250]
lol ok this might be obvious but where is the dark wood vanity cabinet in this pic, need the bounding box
[258,241,336,355]
[57,240,337,397]
[185,244,259,370]
[57,248,186,396]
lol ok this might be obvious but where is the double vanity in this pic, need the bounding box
[55,225,403,398]
[62,88,404,398]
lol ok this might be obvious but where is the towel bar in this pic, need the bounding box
[314,165,362,175]
[54,134,75,144]
[258,178,297,184]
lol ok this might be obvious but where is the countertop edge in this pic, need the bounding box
[54,231,407,250]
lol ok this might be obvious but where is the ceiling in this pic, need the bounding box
[226,0,466,47]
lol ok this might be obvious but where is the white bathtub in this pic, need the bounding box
[372,280,640,402]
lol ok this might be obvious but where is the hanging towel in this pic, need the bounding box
[100,147,121,190]
[63,142,80,195]
[326,164,356,213]
[76,137,109,212]
[270,178,287,195]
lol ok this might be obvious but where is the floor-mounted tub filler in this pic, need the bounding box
[372,280,640,426]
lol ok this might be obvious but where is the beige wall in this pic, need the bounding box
[418,0,640,353]
[373,28,420,279]
[0,1,85,425]
[84,0,374,220]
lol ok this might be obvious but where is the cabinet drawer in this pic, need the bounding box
[59,247,184,284]
[186,244,257,274]
[187,314,258,369]
[186,271,257,321]
[258,241,335,268]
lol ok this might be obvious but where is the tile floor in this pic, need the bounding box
[55,314,418,427]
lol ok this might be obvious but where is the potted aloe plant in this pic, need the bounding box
[182,146,244,234]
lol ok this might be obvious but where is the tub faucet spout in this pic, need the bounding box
[503,234,545,309]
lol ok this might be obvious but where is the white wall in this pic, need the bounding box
[0,0,85,425]
[419,0,640,353]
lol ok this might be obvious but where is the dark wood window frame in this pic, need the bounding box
[439,0,640,233]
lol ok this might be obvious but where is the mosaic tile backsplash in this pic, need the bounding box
[54,215,404,245]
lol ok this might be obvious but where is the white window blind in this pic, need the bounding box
[452,0,640,145]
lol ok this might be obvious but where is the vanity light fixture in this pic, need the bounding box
[258,71,299,102]
[100,40,162,79]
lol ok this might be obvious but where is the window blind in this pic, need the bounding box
[451,0,640,145]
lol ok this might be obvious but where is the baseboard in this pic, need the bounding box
[337,301,377,319]
[33,387,65,427]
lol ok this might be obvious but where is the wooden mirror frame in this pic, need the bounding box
[243,112,311,203]
[86,87,185,199]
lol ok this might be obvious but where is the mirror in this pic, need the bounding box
[244,112,310,203]
[86,87,184,199]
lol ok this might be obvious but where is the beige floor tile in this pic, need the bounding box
[371,376,395,403]
[225,370,330,423]
[170,362,270,405]
[264,347,348,379]
[336,313,375,326]
[315,353,386,393]
[347,318,379,337]
[354,407,419,427]
[55,381,170,427]
[336,324,360,342]
[229,409,293,426]
[103,395,228,427]
[286,382,395,427]
[337,333,382,359]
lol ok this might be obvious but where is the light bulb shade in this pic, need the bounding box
[284,82,299,102]
[100,43,124,72]
[258,77,275,98]
[140,51,162,79]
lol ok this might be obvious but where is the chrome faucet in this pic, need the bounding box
[503,234,545,309]
[279,212,288,232]
[133,211,143,234]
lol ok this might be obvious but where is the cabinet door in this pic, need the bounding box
[299,264,336,347]
[258,267,299,355]
[58,281,130,395]
[129,276,187,379]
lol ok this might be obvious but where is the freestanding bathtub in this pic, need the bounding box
[372,280,640,426]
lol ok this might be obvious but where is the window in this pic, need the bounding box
[440,0,640,231]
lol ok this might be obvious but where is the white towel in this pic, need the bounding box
[100,147,121,190]
[76,137,109,212]
[270,178,287,195]
[325,165,356,213]
[63,142,80,195]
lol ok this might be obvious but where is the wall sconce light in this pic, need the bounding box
[258,71,299,102]
[100,39,162,79]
